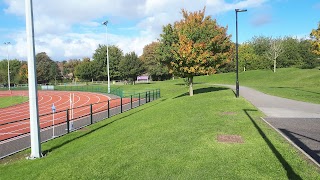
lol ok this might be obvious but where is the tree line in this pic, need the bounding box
[1,8,319,95]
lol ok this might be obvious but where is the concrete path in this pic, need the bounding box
[215,84,320,165]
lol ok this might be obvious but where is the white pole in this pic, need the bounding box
[5,42,11,91]
[72,93,74,119]
[69,93,72,119]
[102,21,110,94]
[25,0,41,159]
[52,111,55,137]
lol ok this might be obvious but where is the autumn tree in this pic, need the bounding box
[119,52,144,85]
[140,42,171,81]
[310,22,320,56]
[159,8,233,96]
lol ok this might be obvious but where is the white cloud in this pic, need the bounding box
[2,0,267,60]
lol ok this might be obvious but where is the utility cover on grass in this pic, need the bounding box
[217,135,244,143]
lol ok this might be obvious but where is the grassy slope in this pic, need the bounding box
[1,80,319,179]
[0,96,28,108]
[196,68,320,104]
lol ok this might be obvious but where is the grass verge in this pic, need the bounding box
[0,96,28,108]
[0,80,319,179]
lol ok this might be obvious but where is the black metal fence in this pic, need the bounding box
[0,89,160,159]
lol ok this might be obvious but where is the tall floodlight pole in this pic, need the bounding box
[102,21,110,94]
[4,42,11,90]
[25,0,42,159]
[235,9,247,98]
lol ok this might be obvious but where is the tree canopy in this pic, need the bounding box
[35,52,61,84]
[140,42,171,81]
[159,7,233,96]
[310,22,320,56]
[119,52,144,84]
[92,45,124,80]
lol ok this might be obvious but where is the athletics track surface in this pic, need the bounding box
[0,91,130,141]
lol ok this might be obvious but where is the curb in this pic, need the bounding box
[260,117,320,169]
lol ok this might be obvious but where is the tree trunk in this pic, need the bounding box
[273,59,276,73]
[189,76,193,96]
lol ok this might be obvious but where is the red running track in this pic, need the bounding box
[0,91,131,141]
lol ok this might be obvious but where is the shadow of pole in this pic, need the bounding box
[280,129,320,164]
[243,109,302,179]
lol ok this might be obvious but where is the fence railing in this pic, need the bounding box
[0,89,160,159]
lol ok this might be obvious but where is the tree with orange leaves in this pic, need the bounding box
[159,7,234,96]
[310,22,320,56]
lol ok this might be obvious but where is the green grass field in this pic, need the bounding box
[196,68,320,104]
[0,96,28,108]
[1,77,319,179]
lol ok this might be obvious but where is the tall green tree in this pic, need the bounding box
[299,40,319,69]
[140,42,171,81]
[36,52,61,84]
[74,61,97,82]
[119,52,144,85]
[159,7,234,96]
[93,45,123,80]
[238,43,260,72]
[250,36,272,69]
[277,37,302,68]
[0,60,8,84]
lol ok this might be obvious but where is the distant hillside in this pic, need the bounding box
[196,68,320,104]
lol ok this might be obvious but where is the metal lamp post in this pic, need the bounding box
[4,42,11,90]
[102,20,110,94]
[235,9,247,98]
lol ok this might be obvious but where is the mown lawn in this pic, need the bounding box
[197,68,320,104]
[0,96,28,108]
[0,79,319,179]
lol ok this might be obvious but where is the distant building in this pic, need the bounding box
[137,75,149,83]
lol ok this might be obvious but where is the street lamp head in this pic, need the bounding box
[102,21,108,26]
[235,9,247,12]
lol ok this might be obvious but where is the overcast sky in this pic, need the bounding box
[0,0,319,61]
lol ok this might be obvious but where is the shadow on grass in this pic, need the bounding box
[270,86,320,96]
[174,86,229,99]
[174,82,203,86]
[243,109,302,180]
[279,129,320,164]
[43,98,167,155]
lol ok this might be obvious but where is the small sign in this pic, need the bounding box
[51,104,56,113]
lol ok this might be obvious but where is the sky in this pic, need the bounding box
[0,0,319,61]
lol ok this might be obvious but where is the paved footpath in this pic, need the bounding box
[215,84,320,165]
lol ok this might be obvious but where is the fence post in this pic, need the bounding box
[108,100,110,118]
[90,104,93,124]
[120,97,123,113]
[146,92,148,103]
[149,91,151,102]
[159,89,161,98]
[155,89,158,99]
[139,93,140,106]
[66,109,70,133]
[130,95,132,109]
[153,90,154,101]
